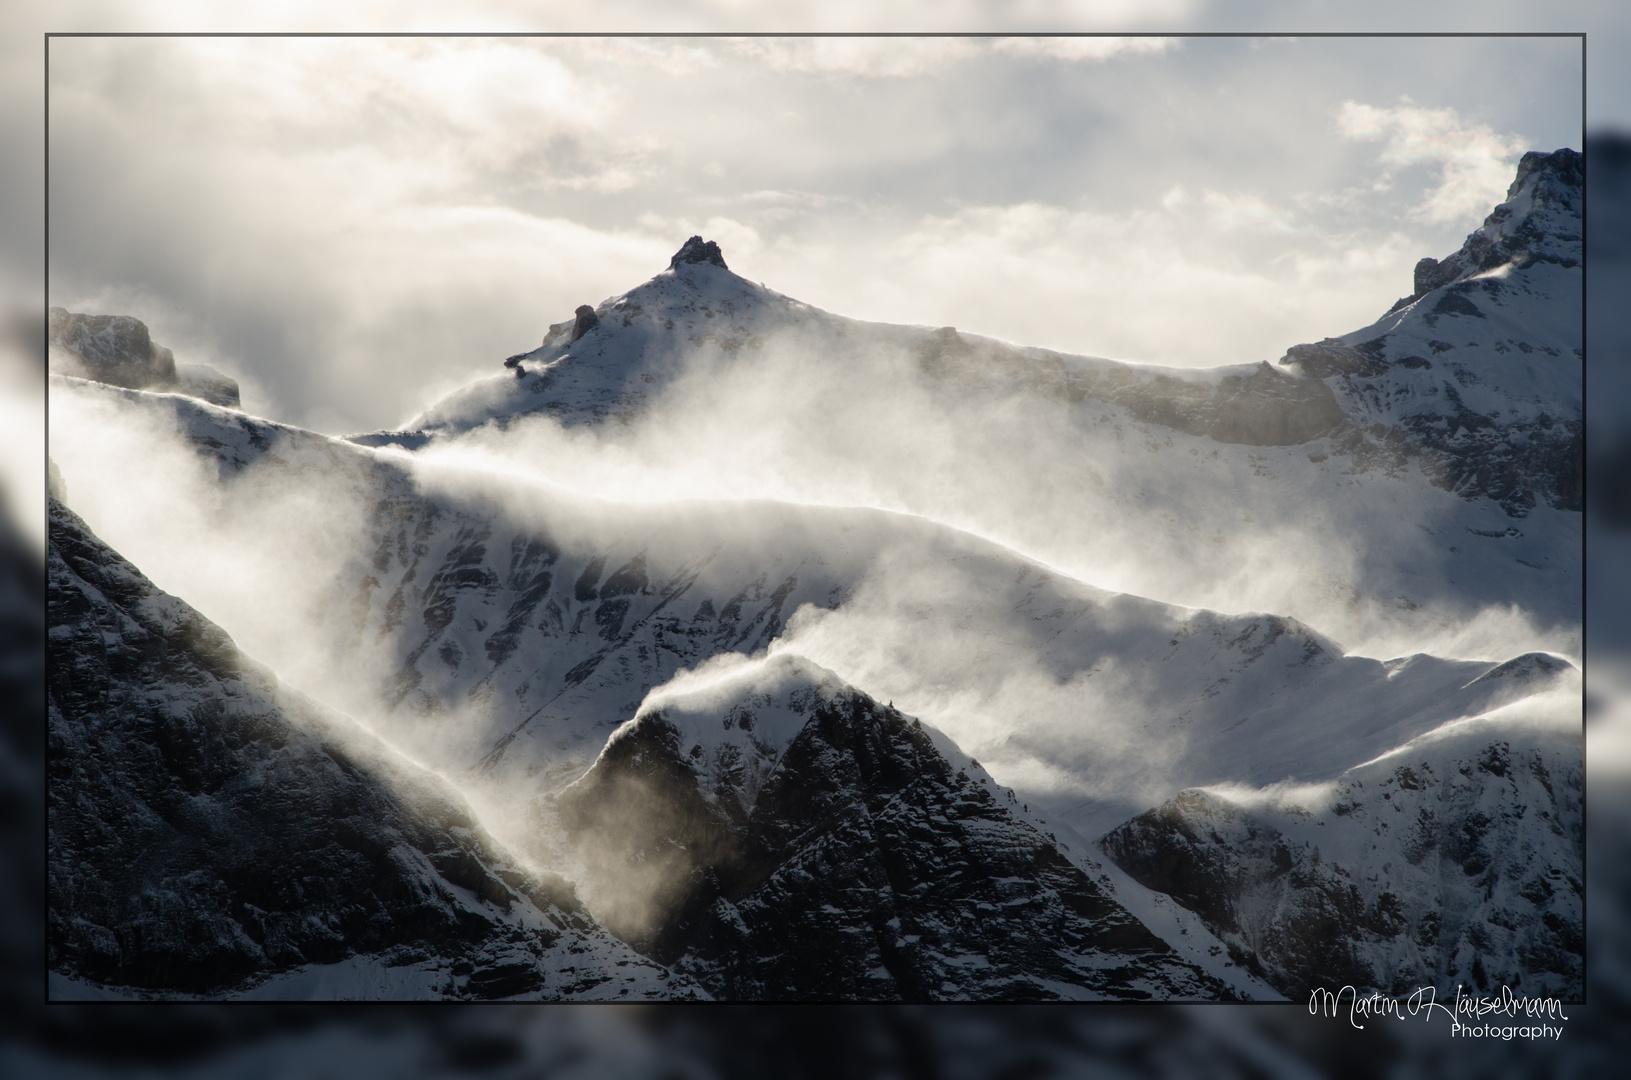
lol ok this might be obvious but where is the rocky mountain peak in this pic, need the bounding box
[669,235,728,271]
[1507,146,1583,201]
[1388,147,1582,313]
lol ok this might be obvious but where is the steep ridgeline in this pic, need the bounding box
[375,233,1347,448]
[386,152,1578,523]
[49,307,241,409]
[50,375,1577,1001]
[1102,687,1582,999]
[52,379,1576,855]
[323,408,1574,849]
[47,497,695,1000]
[550,654,1241,1001]
[1279,149,1582,516]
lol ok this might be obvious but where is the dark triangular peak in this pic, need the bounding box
[552,656,1235,1000]
[46,497,688,999]
[669,235,728,271]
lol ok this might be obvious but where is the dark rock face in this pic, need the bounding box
[48,308,173,389]
[49,307,239,408]
[175,365,242,408]
[46,498,678,998]
[1101,734,1583,999]
[556,691,1234,1001]
[570,305,600,343]
[669,236,728,271]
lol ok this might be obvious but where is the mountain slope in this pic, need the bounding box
[1281,149,1582,517]
[42,150,1581,1002]
[48,377,1575,847]
[400,153,1579,522]
[550,653,1250,1000]
[1101,690,1583,999]
[47,496,695,1000]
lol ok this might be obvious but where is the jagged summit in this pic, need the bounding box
[669,235,728,271]
[374,153,1580,523]
[1387,147,1582,316]
[1272,148,1582,516]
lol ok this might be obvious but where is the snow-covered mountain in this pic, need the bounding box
[398,153,1579,524]
[1282,149,1582,518]
[48,495,695,1000]
[348,152,1581,664]
[1102,695,1583,999]
[44,150,1581,1001]
[551,652,1245,1000]
[48,360,1577,998]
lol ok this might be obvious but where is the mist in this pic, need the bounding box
[47,319,1578,873]
[421,309,1578,666]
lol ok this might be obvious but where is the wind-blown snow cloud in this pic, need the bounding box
[1337,99,1530,224]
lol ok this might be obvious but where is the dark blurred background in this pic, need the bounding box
[5,7,1628,1074]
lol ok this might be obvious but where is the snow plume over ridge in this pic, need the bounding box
[407,205,1577,664]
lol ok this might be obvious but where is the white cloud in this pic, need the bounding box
[755,198,1418,371]
[726,36,982,77]
[1199,189,1300,233]
[42,34,1577,435]
[992,35,1179,62]
[1337,99,1528,223]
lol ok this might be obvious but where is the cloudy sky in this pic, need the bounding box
[40,31,1583,434]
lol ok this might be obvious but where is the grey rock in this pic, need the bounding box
[49,307,239,409]
[570,305,600,343]
[669,236,728,271]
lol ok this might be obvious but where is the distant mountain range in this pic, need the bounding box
[46,150,1581,1000]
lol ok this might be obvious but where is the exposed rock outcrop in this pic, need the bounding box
[669,235,728,271]
[48,307,240,408]
[570,304,600,343]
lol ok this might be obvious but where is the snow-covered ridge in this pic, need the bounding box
[1279,148,1582,516]
[1102,684,1582,999]
[374,152,1578,514]
[47,495,697,1000]
[42,150,1581,1001]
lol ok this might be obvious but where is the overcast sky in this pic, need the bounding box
[40,32,1583,434]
